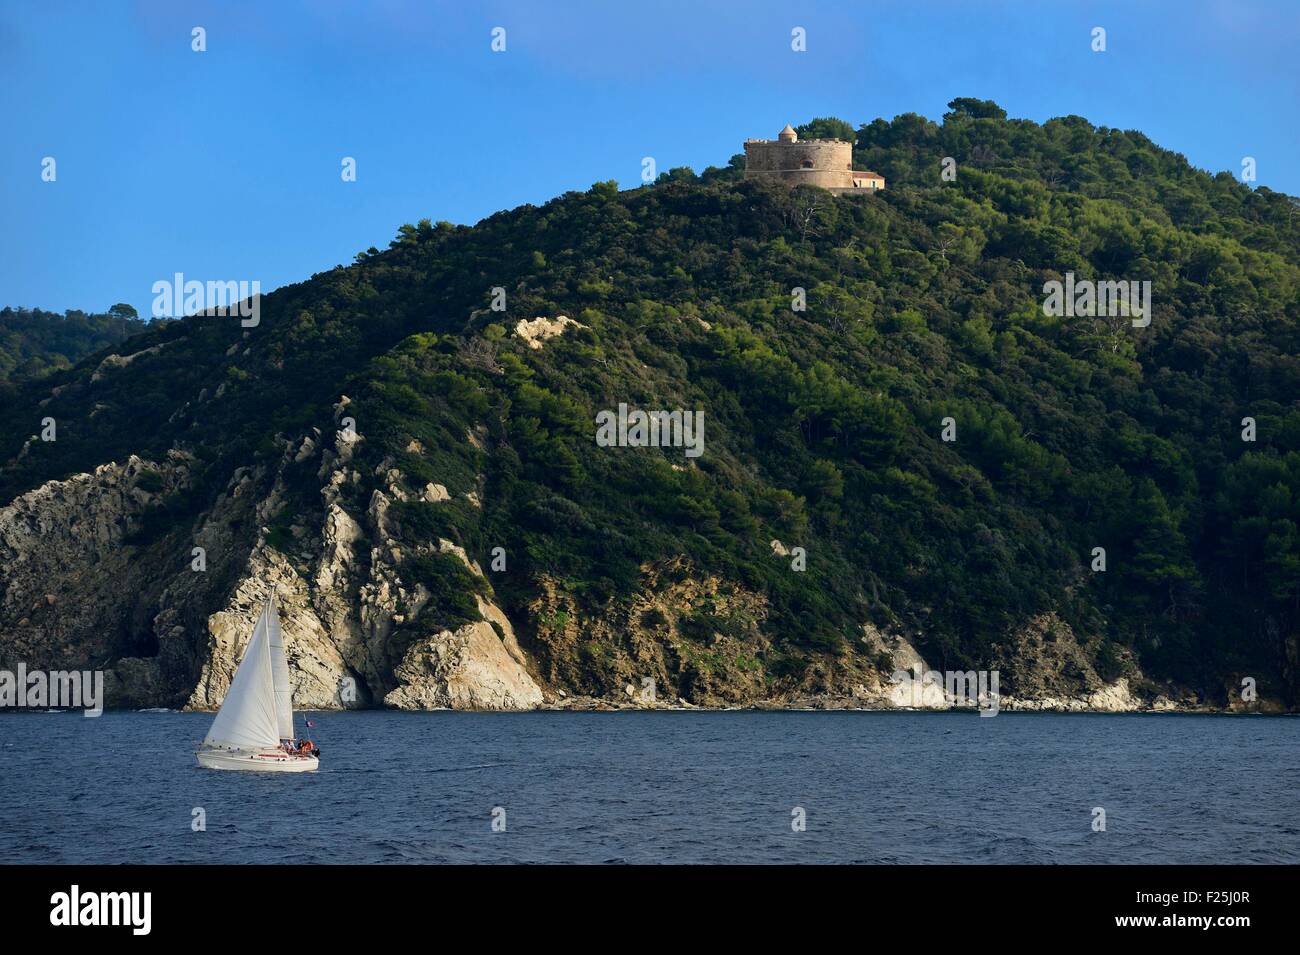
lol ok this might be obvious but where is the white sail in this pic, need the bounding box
[266,596,295,741]
[202,601,280,751]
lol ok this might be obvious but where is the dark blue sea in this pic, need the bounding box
[1,710,1296,864]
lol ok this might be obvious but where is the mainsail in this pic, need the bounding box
[202,599,281,751]
[266,596,295,741]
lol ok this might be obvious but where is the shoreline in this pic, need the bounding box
[6,702,1294,716]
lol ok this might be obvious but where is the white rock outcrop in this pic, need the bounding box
[382,540,542,710]
[384,617,544,710]
[514,315,581,350]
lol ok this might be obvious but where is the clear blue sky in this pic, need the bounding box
[2,0,1297,317]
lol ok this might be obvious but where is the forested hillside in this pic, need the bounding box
[0,305,147,383]
[3,100,1297,709]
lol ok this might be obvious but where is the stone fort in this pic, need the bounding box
[743,124,884,194]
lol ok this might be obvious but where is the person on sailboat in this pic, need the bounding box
[197,593,320,772]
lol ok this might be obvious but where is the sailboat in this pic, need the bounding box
[196,594,319,772]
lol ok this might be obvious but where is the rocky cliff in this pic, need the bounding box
[0,403,544,712]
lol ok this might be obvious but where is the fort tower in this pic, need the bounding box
[743,124,884,194]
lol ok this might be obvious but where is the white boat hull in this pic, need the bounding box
[196,748,319,773]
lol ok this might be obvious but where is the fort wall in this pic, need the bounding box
[742,125,885,194]
[743,140,854,190]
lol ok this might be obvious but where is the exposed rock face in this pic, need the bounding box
[877,632,951,709]
[90,342,170,382]
[0,416,544,712]
[383,545,542,709]
[523,557,773,705]
[513,315,581,350]
[999,677,1139,713]
[990,612,1115,699]
[385,618,544,710]
[0,453,198,705]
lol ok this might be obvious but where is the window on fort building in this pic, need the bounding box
[801,159,814,169]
